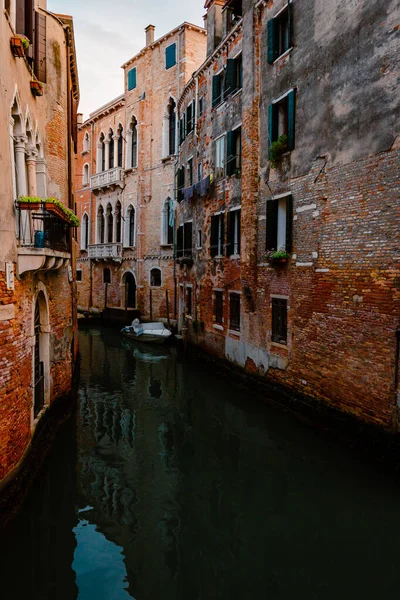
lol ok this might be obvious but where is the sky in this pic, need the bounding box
[48,0,205,119]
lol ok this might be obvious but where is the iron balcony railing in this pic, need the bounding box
[17,206,70,253]
[90,167,125,190]
[88,243,123,260]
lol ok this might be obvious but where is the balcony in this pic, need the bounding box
[90,167,125,192]
[16,205,71,276]
[88,243,123,261]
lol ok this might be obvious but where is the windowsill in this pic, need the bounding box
[273,47,294,65]
[81,150,89,156]
[271,341,288,349]
[196,247,203,251]
[186,315,193,320]
[160,244,173,248]
[123,245,136,250]
[161,155,176,163]
[229,254,240,260]
[212,255,224,260]
[228,329,241,337]
[125,167,138,174]
[213,324,224,331]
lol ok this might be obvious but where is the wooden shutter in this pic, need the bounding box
[220,214,225,256]
[212,75,219,107]
[166,43,176,69]
[177,226,183,257]
[287,89,296,150]
[226,130,234,176]
[34,11,46,82]
[225,59,236,95]
[285,195,293,253]
[267,19,276,64]
[16,0,25,34]
[128,68,136,91]
[210,216,218,257]
[266,199,278,250]
[268,103,278,147]
[184,222,193,256]
[226,211,234,256]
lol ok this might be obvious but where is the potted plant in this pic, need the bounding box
[10,35,29,57]
[30,80,43,97]
[265,248,290,264]
[178,256,194,268]
[268,134,288,168]
[44,197,80,226]
[18,196,42,210]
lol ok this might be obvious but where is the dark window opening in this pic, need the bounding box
[199,97,203,117]
[103,268,111,284]
[108,131,114,169]
[268,89,296,151]
[186,286,192,316]
[169,100,176,155]
[210,213,224,257]
[225,56,242,96]
[271,297,287,344]
[177,166,185,202]
[229,293,240,332]
[98,206,105,244]
[266,195,293,253]
[117,128,123,167]
[226,209,241,256]
[212,72,225,107]
[106,204,113,243]
[150,268,162,287]
[128,207,135,246]
[186,102,194,135]
[115,202,122,243]
[177,222,193,258]
[268,5,293,64]
[131,120,138,168]
[166,201,174,245]
[76,269,82,282]
[215,291,223,325]
[188,158,193,186]
[226,127,241,176]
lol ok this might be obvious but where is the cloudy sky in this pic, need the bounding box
[48,0,205,119]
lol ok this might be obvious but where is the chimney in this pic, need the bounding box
[145,25,155,46]
[77,113,83,126]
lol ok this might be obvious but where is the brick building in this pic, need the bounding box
[0,0,79,487]
[75,23,207,324]
[175,0,400,430]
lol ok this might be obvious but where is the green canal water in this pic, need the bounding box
[2,326,400,599]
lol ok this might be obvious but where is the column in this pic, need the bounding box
[113,135,119,168]
[96,142,102,173]
[36,158,47,197]
[104,139,110,171]
[26,147,38,196]
[14,136,28,198]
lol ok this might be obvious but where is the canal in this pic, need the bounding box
[2,326,400,599]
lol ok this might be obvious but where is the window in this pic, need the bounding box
[166,43,177,69]
[150,268,162,287]
[127,205,135,247]
[106,203,113,243]
[268,89,296,151]
[108,129,114,169]
[229,293,241,332]
[225,0,242,32]
[271,298,288,344]
[188,158,193,186]
[266,194,293,253]
[198,162,203,183]
[162,199,174,245]
[179,115,186,145]
[169,100,176,155]
[103,268,111,284]
[186,101,194,134]
[212,71,225,107]
[215,136,225,179]
[98,205,105,244]
[76,269,82,282]
[131,119,138,168]
[100,133,106,172]
[215,291,223,325]
[226,127,241,176]
[83,163,89,186]
[210,213,224,257]
[197,229,202,249]
[198,97,203,117]
[115,201,122,243]
[81,213,89,250]
[225,55,242,95]
[128,67,137,91]
[117,126,123,167]
[177,222,193,258]
[186,286,192,316]
[227,209,241,256]
[177,166,185,202]
[267,4,293,64]
[83,132,89,152]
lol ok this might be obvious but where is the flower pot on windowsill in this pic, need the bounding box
[265,248,290,266]
[270,257,287,265]
[10,36,29,57]
[178,257,194,268]
[18,196,42,210]
[30,80,43,97]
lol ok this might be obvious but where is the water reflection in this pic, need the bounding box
[3,326,400,599]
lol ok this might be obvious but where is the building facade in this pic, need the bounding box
[0,0,79,487]
[176,0,400,430]
[75,23,207,324]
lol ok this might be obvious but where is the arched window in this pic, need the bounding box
[117,126,123,167]
[115,201,122,243]
[100,133,106,172]
[108,130,114,169]
[103,268,111,284]
[169,100,176,155]
[127,205,135,247]
[83,131,90,152]
[98,205,105,244]
[81,213,89,249]
[106,203,113,243]
[83,163,89,186]
[150,268,162,287]
[162,198,174,245]
[131,119,138,168]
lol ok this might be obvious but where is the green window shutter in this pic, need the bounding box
[285,195,293,252]
[268,104,278,147]
[226,211,234,256]
[177,226,184,257]
[288,3,294,48]
[267,19,276,64]
[266,199,278,251]
[225,59,236,95]
[210,216,218,257]
[226,130,234,176]
[166,43,176,69]
[212,75,219,107]
[128,68,136,91]
[34,12,47,83]
[287,89,296,150]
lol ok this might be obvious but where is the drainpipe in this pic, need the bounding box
[195,75,199,139]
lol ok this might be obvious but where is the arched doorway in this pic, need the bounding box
[124,273,136,309]
[34,295,45,417]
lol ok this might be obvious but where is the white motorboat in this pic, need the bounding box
[121,319,172,344]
